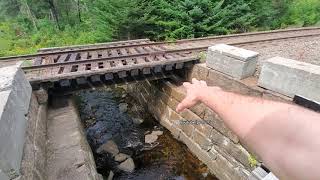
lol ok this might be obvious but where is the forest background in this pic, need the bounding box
[0,0,319,57]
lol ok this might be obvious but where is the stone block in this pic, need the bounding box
[161,81,207,118]
[210,128,252,169]
[186,63,209,81]
[208,147,250,180]
[161,81,186,101]
[34,88,48,104]
[206,67,262,97]
[258,57,320,102]
[192,129,213,151]
[179,132,250,180]
[0,64,32,114]
[0,91,27,178]
[204,108,239,143]
[159,118,181,139]
[170,111,195,138]
[178,132,214,165]
[152,100,171,124]
[206,44,259,79]
[195,121,213,137]
[168,107,183,123]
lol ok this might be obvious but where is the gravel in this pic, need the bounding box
[238,35,320,76]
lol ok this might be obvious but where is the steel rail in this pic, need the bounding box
[23,32,320,71]
[38,38,150,52]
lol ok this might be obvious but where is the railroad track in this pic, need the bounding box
[1,27,319,87]
[1,26,320,63]
[37,39,152,53]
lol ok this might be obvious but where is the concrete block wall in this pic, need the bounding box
[0,63,32,179]
[258,57,320,103]
[128,79,257,180]
[186,63,291,103]
[127,59,294,179]
[206,44,259,80]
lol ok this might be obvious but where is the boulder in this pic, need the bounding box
[132,118,144,125]
[145,134,158,144]
[114,153,129,162]
[119,103,128,113]
[151,130,163,136]
[117,158,135,173]
[107,171,114,180]
[96,140,119,156]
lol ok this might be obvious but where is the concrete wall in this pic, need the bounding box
[0,63,31,179]
[0,63,102,180]
[19,93,48,180]
[46,97,102,180]
[0,64,49,180]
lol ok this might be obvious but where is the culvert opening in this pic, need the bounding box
[69,84,219,179]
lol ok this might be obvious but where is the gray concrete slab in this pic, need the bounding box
[0,169,9,180]
[0,63,32,114]
[0,63,31,178]
[0,91,27,178]
[19,94,47,180]
[206,44,259,79]
[47,97,102,180]
[258,57,320,102]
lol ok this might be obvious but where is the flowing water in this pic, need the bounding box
[73,86,218,180]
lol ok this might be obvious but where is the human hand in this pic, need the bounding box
[176,78,210,113]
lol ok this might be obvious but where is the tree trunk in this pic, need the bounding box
[77,0,82,23]
[21,0,38,30]
[47,0,60,29]
[65,0,70,24]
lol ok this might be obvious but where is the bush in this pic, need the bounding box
[282,0,320,26]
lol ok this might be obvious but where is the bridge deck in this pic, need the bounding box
[24,51,199,87]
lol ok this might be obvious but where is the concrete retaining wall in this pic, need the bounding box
[19,93,48,180]
[0,63,32,179]
[46,97,102,180]
[258,57,320,102]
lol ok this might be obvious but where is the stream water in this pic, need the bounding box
[73,86,218,180]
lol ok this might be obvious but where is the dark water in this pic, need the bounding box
[73,86,218,180]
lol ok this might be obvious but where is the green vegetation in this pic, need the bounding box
[0,0,319,57]
[248,153,259,167]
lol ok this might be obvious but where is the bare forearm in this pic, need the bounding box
[199,87,320,180]
[199,87,287,139]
